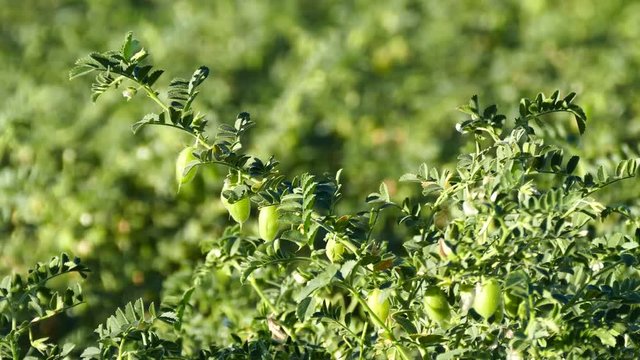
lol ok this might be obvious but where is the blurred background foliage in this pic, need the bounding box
[2,0,640,348]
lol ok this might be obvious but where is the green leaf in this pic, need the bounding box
[393,314,417,334]
[620,253,636,266]
[399,173,420,182]
[566,155,580,174]
[340,260,358,279]
[616,160,628,178]
[415,334,445,346]
[295,264,340,302]
[592,328,617,347]
[378,182,390,202]
[121,32,138,60]
[597,165,608,183]
[280,229,305,243]
[68,65,96,80]
[132,113,165,134]
[189,66,210,93]
[551,151,563,171]
[436,348,467,359]
[81,347,101,359]
[563,92,577,104]
[573,112,587,135]
[504,270,529,296]
[61,343,76,356]
[296,296,316,322]
[159,311,179,324]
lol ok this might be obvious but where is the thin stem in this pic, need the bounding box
[585,175,635,197]
[325,317,359,347]
[523,109,573,121]
[141,85,170,113]
[366,209,380,241]
[116,335,126,360]
[196,134,213,150]
[248,276,277,314]
[116,334,126,360]
[346,287,391,334]
[475,127,501,143]
[407,279,424,307]
[258,257,313,267]
[247,275,298,342]
[202,160,240,171]
[6,307,21,360]
[359,322,368,360]
[16,269,83,305]
[138,121,194,136]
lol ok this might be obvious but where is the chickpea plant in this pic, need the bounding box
[2,32,640,359]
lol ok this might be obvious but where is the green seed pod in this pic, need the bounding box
[473,279,501,319]
[259,205,279,241]
[367,288,390,326]
[221,180,251,225]
[176,146,198,189]
[325,235,345,263]
[423,286,451,327]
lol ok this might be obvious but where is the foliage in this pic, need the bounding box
[3,2,640,358]
[4,32,640,359]
[4,1,640,350]
[1,254,88,359]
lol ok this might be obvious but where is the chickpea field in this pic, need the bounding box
[2,1,640,359]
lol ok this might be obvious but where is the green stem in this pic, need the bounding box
[325,317,358,348]
[523,109,574,122]
[260,257,313,267]
[248,276,278,314]
[16,269,82,305]
[196,134,213,150]
[359,322,368,360]
[407,279,424,307]
[6,308,18,360]
[366,209,380,241]
[141,85,170,113]
[248,276,298,342]
[136,121,194,135]
[525,295,536,339]
[116,334,126,360]
[475,127,501,143]
[585,175,635,197]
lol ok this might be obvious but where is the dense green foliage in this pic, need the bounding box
[2,1,640,359]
